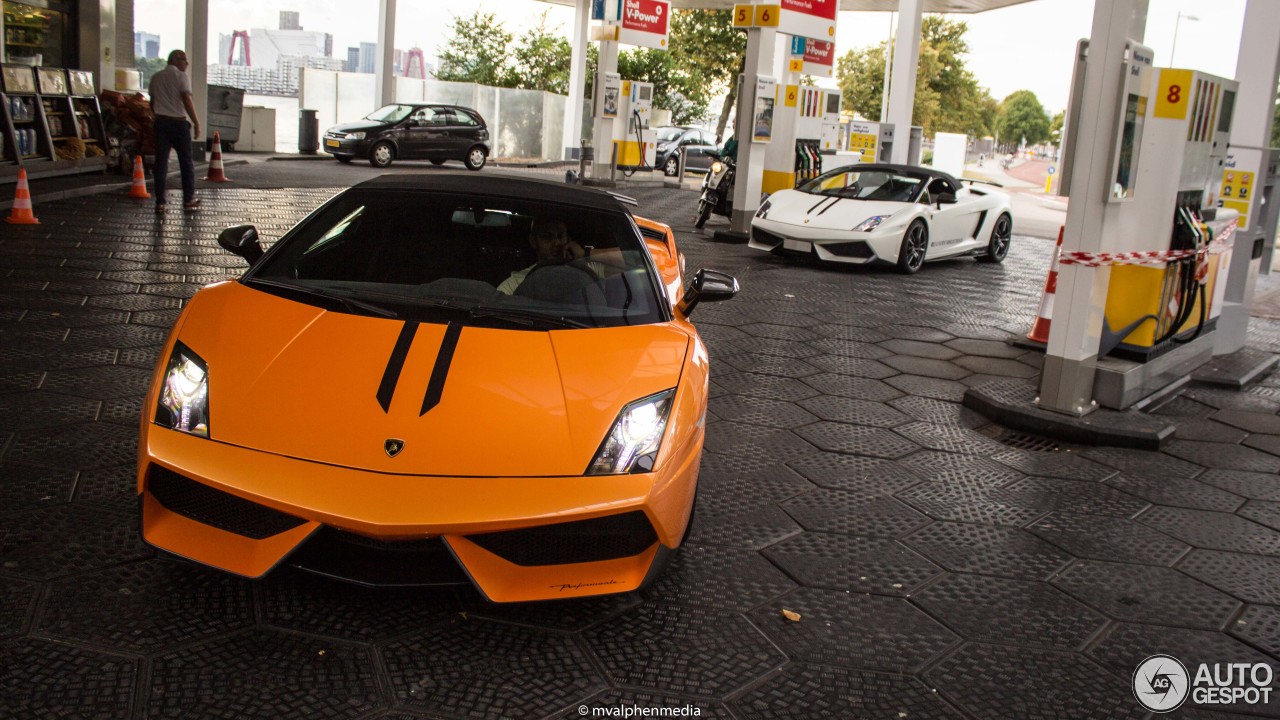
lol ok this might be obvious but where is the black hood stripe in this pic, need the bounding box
[377,320,419,412]
[420,322,463,416]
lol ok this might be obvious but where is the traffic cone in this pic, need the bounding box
[126,155,151,199]
[204,131,230,182]
[1026,225,1065,344]
[5,168,40,225]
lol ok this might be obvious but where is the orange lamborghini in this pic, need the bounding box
[137,174,737,602]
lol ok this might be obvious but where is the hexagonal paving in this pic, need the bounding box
[749,587,959,673]
[149,628,384,719]
[5,180,1280,717]
[929,643,1148,719]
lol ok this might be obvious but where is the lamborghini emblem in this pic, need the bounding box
[803,218,810,224]
[384,439,405,457]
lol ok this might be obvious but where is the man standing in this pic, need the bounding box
[149,50,201,213]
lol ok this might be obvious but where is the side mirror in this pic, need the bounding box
[217,224,264,265]
[678,268,738,316]
[935,193,957,206]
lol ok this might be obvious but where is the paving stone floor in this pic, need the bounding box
[3,178,1280,719]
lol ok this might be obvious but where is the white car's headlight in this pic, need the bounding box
[755,199,772,218]
[345,131,365,140]
[853,215,890,232]
[155,343,210,438]
[587,389,675,475]
[710,161,724,175]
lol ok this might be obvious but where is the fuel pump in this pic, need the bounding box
[612,80,656,172]
[1099,65,1240,360]
[793,87,839,185]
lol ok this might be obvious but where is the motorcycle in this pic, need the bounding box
[694,156,735,229]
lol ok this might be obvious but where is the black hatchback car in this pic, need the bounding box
[323,104,491,170]
[655,126,718,177]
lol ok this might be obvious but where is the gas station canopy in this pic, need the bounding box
[542,0,1036,13]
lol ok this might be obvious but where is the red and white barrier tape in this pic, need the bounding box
[1057,219,1237,268]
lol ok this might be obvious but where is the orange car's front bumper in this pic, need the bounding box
[138,425,701,602]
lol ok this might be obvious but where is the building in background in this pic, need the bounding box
[134,31,159,59]
[209,12,338,96]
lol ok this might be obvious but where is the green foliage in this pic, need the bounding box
[433,8,746,130]
[436,11,514,87]
[996,89,1051,147]
[1049,110,1065,146]
[135,57,167,86]
[668,10,745,134]
[835,16,996,138]
[502,11,572,94]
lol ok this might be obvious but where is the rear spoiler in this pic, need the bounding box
[960,178,1004,188]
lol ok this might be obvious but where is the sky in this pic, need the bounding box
[134,0,1248,114]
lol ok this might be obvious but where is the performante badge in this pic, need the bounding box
[384,439,405,457]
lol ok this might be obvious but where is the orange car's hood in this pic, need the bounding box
[177,282,690,476]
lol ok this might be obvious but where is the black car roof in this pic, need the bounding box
[846,163,959,185]
[351,173,629,212]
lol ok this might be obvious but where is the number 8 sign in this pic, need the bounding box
[1155,68,1192,119]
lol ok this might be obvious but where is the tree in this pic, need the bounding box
[668,10,746,139]
[503,11,572,94]
[436,11,513,87]
[996,90,1051,147]
[835,16,996,138]
[135,56,167,86]
[1049,110,1065,146]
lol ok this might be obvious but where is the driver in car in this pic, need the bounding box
[497,219,605,295]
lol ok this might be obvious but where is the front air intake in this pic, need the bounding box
[148,465,307,539]
[466,511,658,566]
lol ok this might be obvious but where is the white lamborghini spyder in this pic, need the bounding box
[748,163,1014,274]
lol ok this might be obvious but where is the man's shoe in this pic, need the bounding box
[183,199,201,211]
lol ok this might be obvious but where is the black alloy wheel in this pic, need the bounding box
[978,213,1012,263]
[897,220,929,274]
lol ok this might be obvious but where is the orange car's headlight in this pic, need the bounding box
[586,389,675,476]
[155,342,210,438]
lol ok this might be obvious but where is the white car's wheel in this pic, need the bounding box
[979,213,1012,263]
[896,220,929,274]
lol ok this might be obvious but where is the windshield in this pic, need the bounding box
[656,127,686,143]
[249,190,666,330]
[363,104,414,123]
[798,167,926,203]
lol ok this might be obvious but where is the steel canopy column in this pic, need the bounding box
[592,38,620,179]
[564,0,591,160]
[729,24,778,235]
[184,0,208,151]
[1215,0,1280,352]
[375,0,397,107]
[1038,0,1148,415]
[884,0,921,165]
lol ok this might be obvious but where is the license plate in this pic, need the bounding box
[783,239,811,252]
[325,139,340,148]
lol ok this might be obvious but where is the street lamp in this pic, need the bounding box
[1171,11,1200,67]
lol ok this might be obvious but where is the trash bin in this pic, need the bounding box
[206,84,244,152]
[298,109,319,154]
[579,144,594,179]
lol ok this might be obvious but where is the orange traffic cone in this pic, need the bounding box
[5,168,40,225]
[204,131,230,182]
[1026,225,1064,344]
[127,155,151,198]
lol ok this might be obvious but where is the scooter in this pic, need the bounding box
[694,156,735,229]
